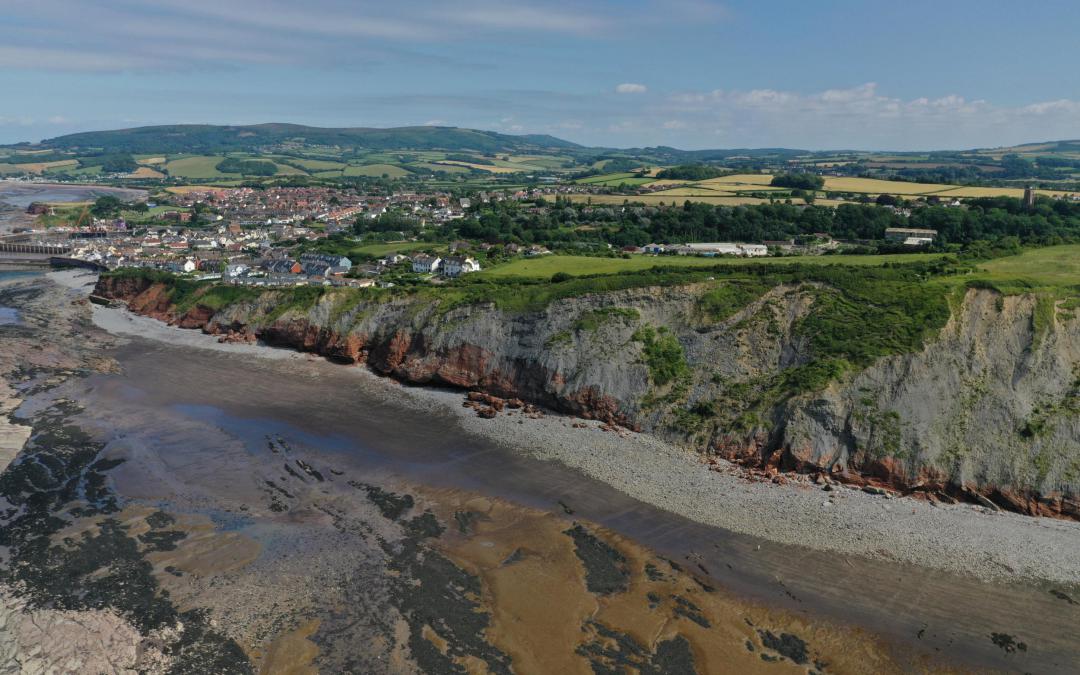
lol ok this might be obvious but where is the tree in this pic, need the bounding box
[655,164,729,181]
[770,173,825,190]
[90,196,122,218]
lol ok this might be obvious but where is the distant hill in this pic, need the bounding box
[32,123,583,154]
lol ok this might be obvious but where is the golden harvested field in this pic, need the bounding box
[127,167,166,179]
[136,157,166,165]
[932,186,1080,199]
[821,177,954,195]
[642,179,688,188]
[652,187,736,197]
[20,160,79,173]
[699,173,776,186]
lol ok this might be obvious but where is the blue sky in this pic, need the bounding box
[2,0,1079,150]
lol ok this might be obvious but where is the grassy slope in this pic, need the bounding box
[971,244,1080,289]
[478,252,944,279]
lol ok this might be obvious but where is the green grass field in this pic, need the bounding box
[165,156,228,179]
[344,164,411,178]
[478,252,945,279]
[284,158,347,171]
[972,245,1080,290]
[410,162,471,174]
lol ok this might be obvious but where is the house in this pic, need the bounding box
[265,259,303,275]
[303,262,335,278]
[299,252,352,271]
[884,228,937,246]
[411,255,442,274]
[165,259,197,274]
[737,244,768,257]
[161,211,192,223]
[525,245,551,257]
[225,263,250,278]
[674,242,768,257]
[448,240,471,253]
[642,243,666,254]
[442,256,481,278]
[382,253,408,266]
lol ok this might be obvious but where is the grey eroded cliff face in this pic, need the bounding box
[781,290,1080,505]
[104,276,1080,513]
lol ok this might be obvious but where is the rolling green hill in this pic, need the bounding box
[32,123,582,154]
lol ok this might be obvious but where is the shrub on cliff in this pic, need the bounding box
[632,326,688,386]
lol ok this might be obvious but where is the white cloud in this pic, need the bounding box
[0,1,726,73]
[616,83,648,95]
[645,83,1080,149]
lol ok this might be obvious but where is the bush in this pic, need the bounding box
[633,326,689,386]
[770,173,825,190]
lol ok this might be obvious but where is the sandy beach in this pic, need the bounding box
[79,270,1080,588]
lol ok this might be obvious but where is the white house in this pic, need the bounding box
[524,245,552,257]
[411,255,442,274]
[675,242,769,257]
[225,263,251,278]
[442,256,481,278]
[737,244,769,257]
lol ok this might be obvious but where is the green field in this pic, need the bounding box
[478,252,944,279]
[410,162,471,174]
[972,245,1080,290]
[165,156,228,179]
[283,158,346,171]
[344,164,411,178]
[576,172,641,185]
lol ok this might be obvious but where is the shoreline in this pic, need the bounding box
[73,270,1080,588]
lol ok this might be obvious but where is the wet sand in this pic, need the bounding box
[0,180,146,232]
[61,327,1078,673]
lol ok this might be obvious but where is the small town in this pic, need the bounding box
[2,182,951,288]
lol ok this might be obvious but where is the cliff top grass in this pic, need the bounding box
[968,244,1080,293]
[477,251,945,279]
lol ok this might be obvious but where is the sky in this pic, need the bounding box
[2,0,1080,150]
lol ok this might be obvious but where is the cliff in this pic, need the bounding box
[94,273,1080,519]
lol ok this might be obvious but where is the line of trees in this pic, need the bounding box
[443,196,1080,249]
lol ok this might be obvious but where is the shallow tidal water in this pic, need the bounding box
[44,333,1078,673]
